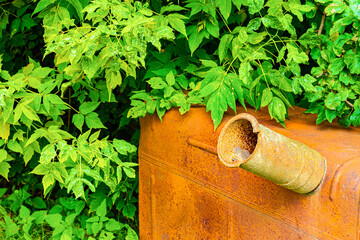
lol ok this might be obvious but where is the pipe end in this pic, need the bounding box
[218,114,259,167]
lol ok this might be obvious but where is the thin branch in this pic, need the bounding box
[345,100,354,109]
[318,13,326,36]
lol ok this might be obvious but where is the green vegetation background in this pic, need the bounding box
[0,0,359,238]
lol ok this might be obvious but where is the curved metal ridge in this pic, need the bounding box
[329,156,360,201]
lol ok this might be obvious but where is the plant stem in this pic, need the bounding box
[318,13,326,36]
[345,100,354,108]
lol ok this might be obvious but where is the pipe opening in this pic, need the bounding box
[218,118,258,167]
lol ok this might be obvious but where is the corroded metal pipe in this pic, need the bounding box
[217,113,327,194]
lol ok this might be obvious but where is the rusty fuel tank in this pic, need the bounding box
[139,106,360,239]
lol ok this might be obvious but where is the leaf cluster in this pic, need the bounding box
[128,0,360,128]
[0,186,138,239]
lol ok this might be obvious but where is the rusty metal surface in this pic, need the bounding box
[217,113,326,194]
[139,106,360,239]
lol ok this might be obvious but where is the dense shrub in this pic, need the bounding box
[0,0,359,238]
[128,0,360,129]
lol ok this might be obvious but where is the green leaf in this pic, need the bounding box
[47,94,66,105]
[188,29,208,55]
[339,72,355,85]
[206,20,220,38]
[92,222,103,236]
[24,146,34,166]
[287,43,309,64]
[268,97,286,124]
[25,128,46,147]
[239,61,253,85]
[106,70,122,101]
[299,29,320,48]
[117,166,122,183]
[328,57,345,75]
[248,0,265,14]
[67,0,83,20]
[349,0,360,18]
[31,211,47,224]
[31,67,53,78]
[10,18,20,37]
[148,77,167,89]
[19,205,31,219]
[200,59,218,68]
[85,112,106,129]
[5,217,19,237]
[79,102,100,115]
[32,197,47,209]
[325,92,342,110]
[83,167,103,181]
[45,214,62,228]
[31,164,51,175]
[105,219,123,232]
[0,162,10,180]
[324,1,346,15]
[261,88,273,107]
[33,0,53,15]
[344,50,360,74]
[0,149,6,163]
[216,0,232,20]
[81,178,96,192]
[7,140,23,154]
[42,173,55,195]
[325,109,337,123]
[22,104,41,122]
[96,199,107,217]
[206,92,227,129]
[72,180,85,199]
[266,0,283,15]
[123,167,136,178]
[167,14,187,38]
[165,71,176,86]
[122,203,136,219]
[113,139,136,155]
[0,188,7,198]
[160,4,187,14]
[219,34,233,63]
[248,32,267,44]
[40,144,56,164]
[350,109,360,127]
[277,46,286,63]
[227,73,246,109]
[316,108,326,125]
[125,226,139,240]
[298,74,316,92]
[199,81,220,97]
[247,18,262,31]
[267,69,292,92]
[89,130,100,143]
[72,114,85,132]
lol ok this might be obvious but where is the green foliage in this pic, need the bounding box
[0,0,359,238]
[127,0,360,128]
[0,186,138,239]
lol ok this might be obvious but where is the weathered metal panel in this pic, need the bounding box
[139,106,360,239]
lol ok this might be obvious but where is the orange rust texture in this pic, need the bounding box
[139,106,360,239]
